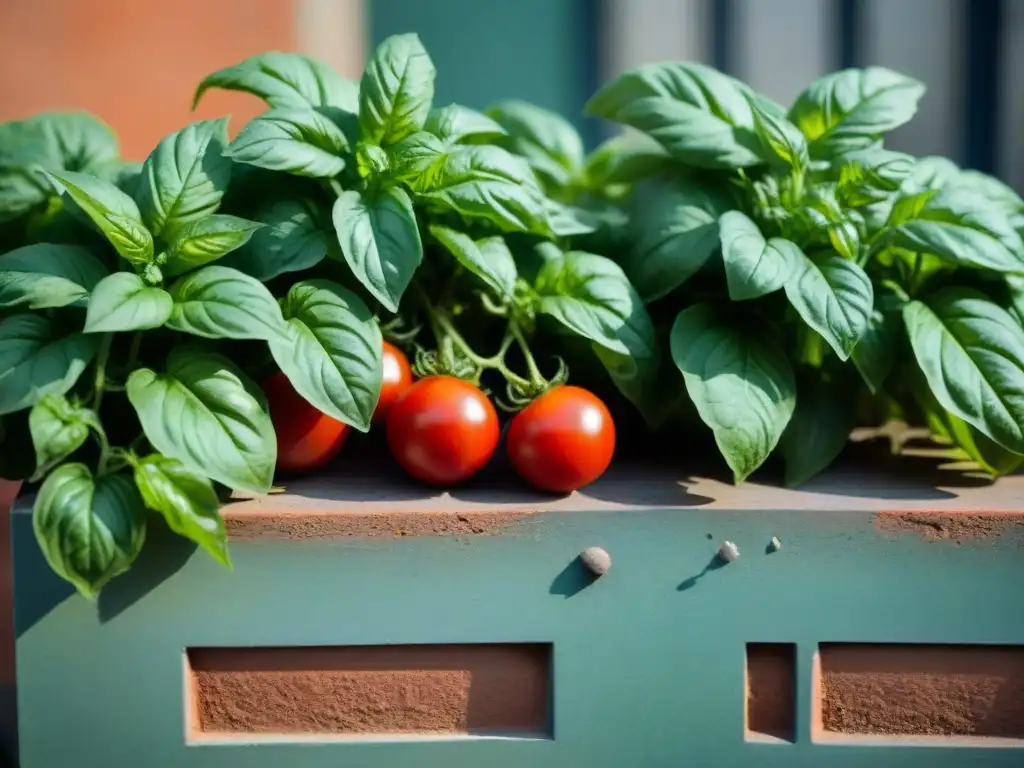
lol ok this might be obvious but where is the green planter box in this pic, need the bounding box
[12,459,1024,767]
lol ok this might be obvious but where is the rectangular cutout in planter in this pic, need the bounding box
[815,643,1024,745]
[186,643,552,741]
[745,643,796,743]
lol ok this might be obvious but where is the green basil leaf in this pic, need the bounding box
[28,395,94,482]
[166,265,288,342]
[670,304,796,482]
[227,109,349,179]
[545,200,599,237]
[834,146,914,205]
[33,465,147,599]
[919,375,1024,478]
[719,210,801,301]
[885,187,1024,273]
[359,33,436,146]
[901,156,962,195]
[784,251,873,360]
[748,95,808,171]
[425,104,506,144]
[194,52,359,112]
[47,170,154,265]
[903,288,1024,454]
[133,454,230,568]
[413,145,551,235]
[332,187,422,312]
[584,133,669,189]
[84,273,172,333]
[221,198,329,282]
[621,180,729,303]
[127,347,276,492]
[388,131,447,182]
[95,159,144,198]
[0,314,98,415]
[135,119,232,237]
[959,170,1024,228]
[593,344,675,431]
[779,375,857,487]
[789,67,926,157]
[0,243,108,309]
[485,100,584,188]
[585,62,761,169]
[269,280,382,432]
[1007,274,1024,327]
[535,251,656,359]
[852,292,901,394]
[19,112,119,174]
[429,225,517,298]
[163,214,263,277]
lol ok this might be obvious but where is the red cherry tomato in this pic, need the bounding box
[386,376,499,486]
[506,386,615,493]
[374,341,413,423]
[263,371,349,474]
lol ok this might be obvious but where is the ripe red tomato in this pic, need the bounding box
[374,341,413,423]
[506,386,615,493]
[386,376,499,485]
[263,371,349,474]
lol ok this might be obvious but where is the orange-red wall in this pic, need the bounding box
[0,0,301,159]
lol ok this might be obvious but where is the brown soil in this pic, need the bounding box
[874,512,1024,545]
[745,644,796,741]
[818,644,1024,739]
[223,508,532,539]
[187,644,551,739]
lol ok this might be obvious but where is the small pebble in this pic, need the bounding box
[768,536,782,553]
[580,546,611,576]
[718,540,740,563]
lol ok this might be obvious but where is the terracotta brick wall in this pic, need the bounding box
[0,0,357,160]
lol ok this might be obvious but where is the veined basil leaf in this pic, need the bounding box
[386,131,446,181]
[0,243,108,309]
[425,104,506,144]
[485,100,584,189]
[624,179,729,303]
[1008,274,1024,327]
[95,158,144,198]
[127,347,276,492]
[784,251,873,360]
[47,170,154,265]
[593,344,676,431]
[959,170,1024,228]
[904,288,1024,454]
[166,265,288,342]
[133,454,230,568]
[28,395,94,482]
[359,33,436,146]
[135,119,232,237]
[84,273,172,333]
[0,314,98,415]
[163,214,263,277]
[429,225,517,299]
[584,132,669,189]
[413,145,551,235]
[748,95,808,171]
[194,52,359,112]
[33,465,147,599]
[227,109,349,178]
[586,62,761,169]
[719,210,801,301]
[779,374,857,487]
[885,187,1024,273]
[535,251,656,360]
[269,280,382,432]
[900,155,961,195]
[333,187,422,312]
[789,67,926,157]
[221,198,329,282]
[670,304,796,482]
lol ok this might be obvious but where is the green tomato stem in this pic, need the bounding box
[510,322,546,391]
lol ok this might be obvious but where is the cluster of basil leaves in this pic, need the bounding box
[0,34,659,598]
[517,62,1024,486]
